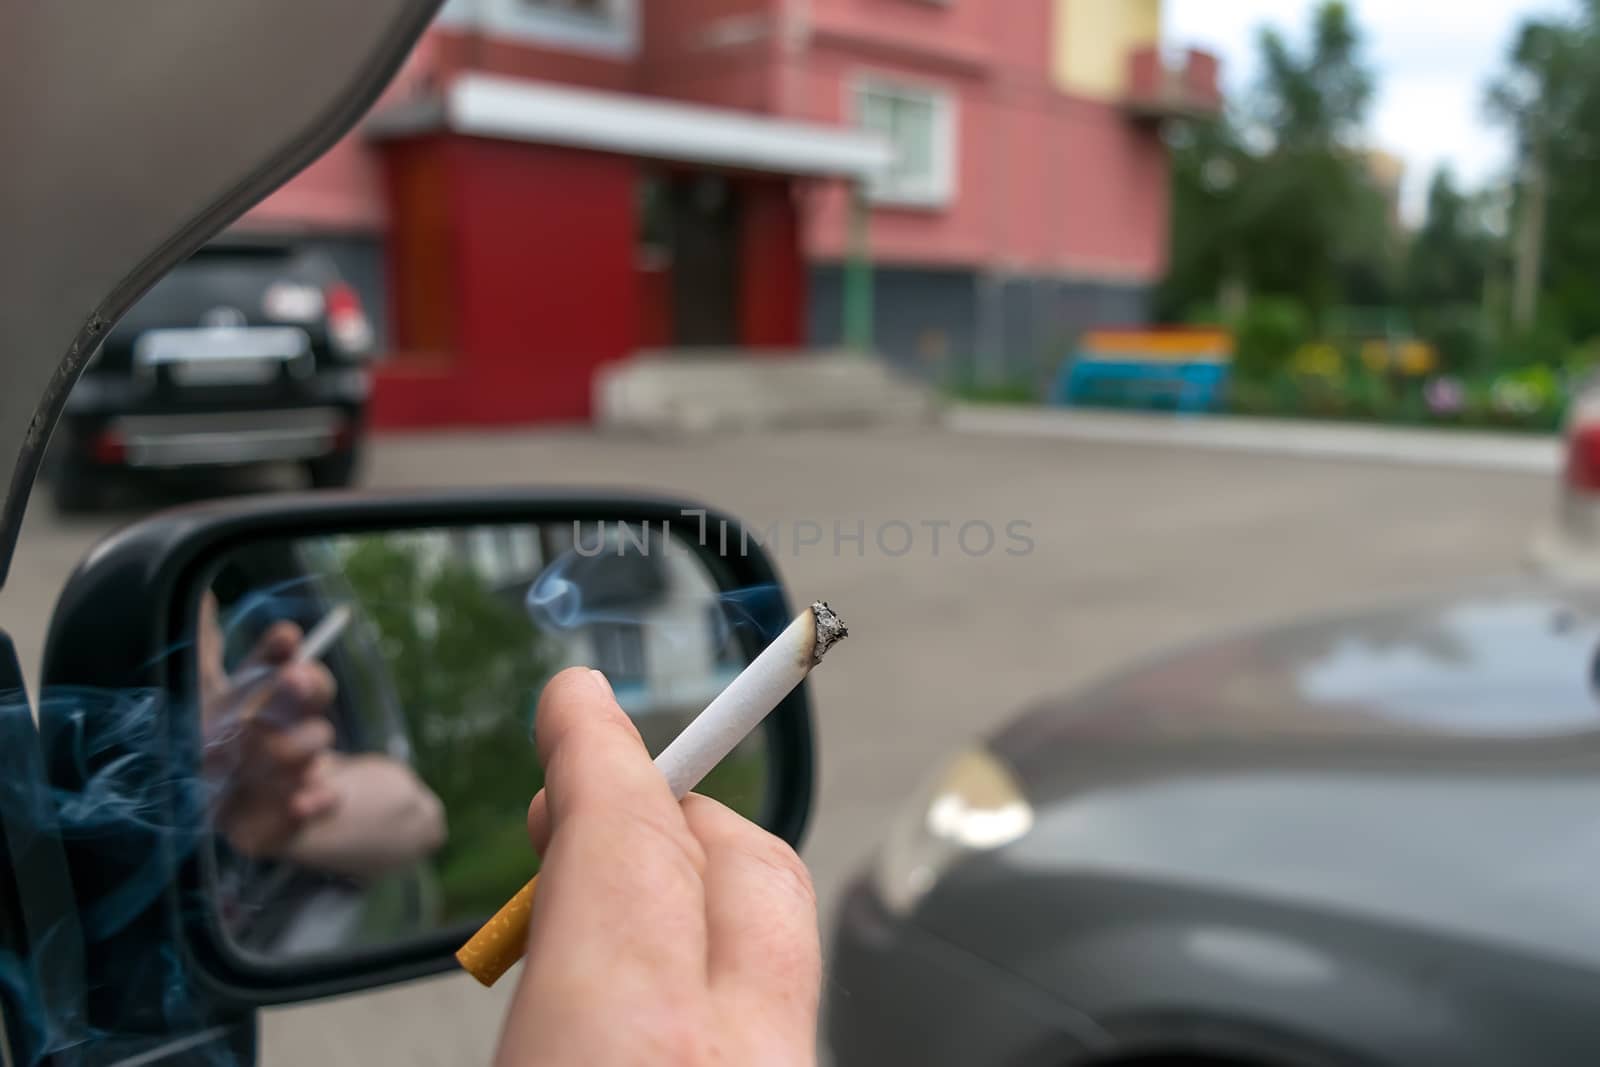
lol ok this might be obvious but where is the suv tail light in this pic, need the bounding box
[1568,422,1600,493]
[325,282,375,358]
[91,428,126,465]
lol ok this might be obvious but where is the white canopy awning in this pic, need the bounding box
[371,73,891,181]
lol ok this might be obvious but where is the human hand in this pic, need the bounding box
[198,593,341,857]
[494,668,820,1067]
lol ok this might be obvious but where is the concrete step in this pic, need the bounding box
[595,349,939,432]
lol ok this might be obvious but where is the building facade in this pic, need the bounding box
[243,0,1219,426]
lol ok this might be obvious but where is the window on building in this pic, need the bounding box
[707,604,746,672]
[854,78,957,207]
[454,0,637,56]
[589,621,648,687]
[520,0,609,21]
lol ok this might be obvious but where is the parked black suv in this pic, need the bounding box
[51,235,375,511]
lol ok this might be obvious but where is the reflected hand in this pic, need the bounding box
[495,668,820,1066]
[198,593,341,858]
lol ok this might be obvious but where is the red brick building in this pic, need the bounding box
[242,0,1219,427]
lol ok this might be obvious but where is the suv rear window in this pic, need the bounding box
[184,243,296,264]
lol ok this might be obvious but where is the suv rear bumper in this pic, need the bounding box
[110,409,348,468]
[57,369,367,469]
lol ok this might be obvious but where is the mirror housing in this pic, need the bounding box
[38,491,815,1009]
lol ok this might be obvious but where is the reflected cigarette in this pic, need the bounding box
[295,603,352,666]
[455,601,848,988]
[236,604,351,723]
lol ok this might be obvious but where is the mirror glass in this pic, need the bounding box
[192,521,780,963]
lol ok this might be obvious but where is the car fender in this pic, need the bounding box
[1012,914,1486,1067]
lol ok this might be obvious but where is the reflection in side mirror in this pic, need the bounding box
[195,521,779,964]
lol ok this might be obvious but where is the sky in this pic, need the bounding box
[1166,0,1569,223]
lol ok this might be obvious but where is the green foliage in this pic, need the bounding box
[1225,365,1569,433]
[1181,303,1227,327]
[1414,305,1489,376]
[1488,8,1600,341]
[1566,336,1600,377]
[1233,298,1311,379]
[340,536,554,920]
[1406,169,1496,312]
[1162,2,1394,323]
[1497,311,1573,369]
[1158,0,1600,393]
[943,378,1038,405]
[1252,0,1373,147]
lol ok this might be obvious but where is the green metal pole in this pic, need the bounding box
[843,183,873,353]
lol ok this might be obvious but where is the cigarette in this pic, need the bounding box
[295,603,352,666]
[455,601,848,987]
[235,604,352,722]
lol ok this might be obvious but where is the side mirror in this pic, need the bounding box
[37,492,814,1016]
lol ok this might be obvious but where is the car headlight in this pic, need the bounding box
[872,747,1033,917]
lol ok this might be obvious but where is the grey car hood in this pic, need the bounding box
[997,579,1600,755]
[970,579,1600,976]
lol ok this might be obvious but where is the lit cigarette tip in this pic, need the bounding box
[809,601,848,665]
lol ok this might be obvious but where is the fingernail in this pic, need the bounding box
[589,669,614,700]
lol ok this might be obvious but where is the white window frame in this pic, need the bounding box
[443,0,640,58]
[850,75,958,209]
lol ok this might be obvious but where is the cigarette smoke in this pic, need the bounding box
[525,530,788,654]
[0,584,334,1065]
[0,684,246,1066]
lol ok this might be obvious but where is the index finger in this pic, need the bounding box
[197,593,228,705]
[521,668,708,980]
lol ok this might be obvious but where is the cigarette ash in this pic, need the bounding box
[809,602,848,665]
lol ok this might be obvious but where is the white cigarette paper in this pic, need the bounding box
[295,603,352,665]
[654,601,847,798]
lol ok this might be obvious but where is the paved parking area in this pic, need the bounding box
[5,424,1552,1064]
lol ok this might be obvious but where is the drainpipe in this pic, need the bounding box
[843,183,874,353]
[976,272,1004,387]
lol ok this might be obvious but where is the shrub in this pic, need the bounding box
[1494,314,1571,370]
[1417,307,1488,376]
[945,378,1037,405]
[1233,298,1312,380]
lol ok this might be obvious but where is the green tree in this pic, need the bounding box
[1402,168,1503,373]
[1487,7,1600,340]
[1161,1,1392,326]
[1405,168,1505,376]
[1162,118,1250,320]
[1406,168,1493,309]
[341,535,555,917]
[1251,0,1373,148]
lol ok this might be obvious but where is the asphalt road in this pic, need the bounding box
[3,424,1552,1065]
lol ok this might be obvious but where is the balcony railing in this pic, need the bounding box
[1123,45,1222,123]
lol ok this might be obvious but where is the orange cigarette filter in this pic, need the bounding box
[456,874,539,986]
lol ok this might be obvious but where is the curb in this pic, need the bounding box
[948,405,1562,474]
